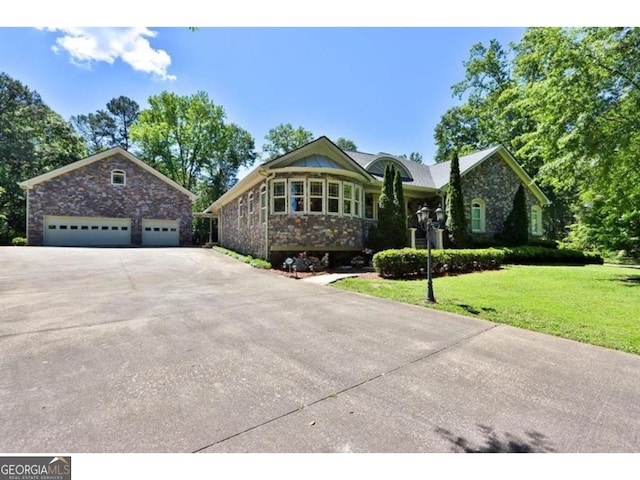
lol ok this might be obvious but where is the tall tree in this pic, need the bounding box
[499,185,529,246]
[131,91,255,195]
[262,123,314,160]
[373,164,399,251]
[106,96,140,150]
[392,168,408,247]
[445,152,470,248]
[0,73,86,242]
[72,96,140,153]
[334,137,357,151]
[71,111,116,154]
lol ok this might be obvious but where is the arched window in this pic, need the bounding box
[111,169,126,185]
[531,205,543,236]
[471,198,486,233]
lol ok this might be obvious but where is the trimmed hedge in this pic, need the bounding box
[501,246,603,265]
[373,246,603,278]
[373,248,504,278]
[11,237,27,246]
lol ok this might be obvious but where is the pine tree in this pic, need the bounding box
[500,184,529,246]
[445,152,470,248]
[375,164,398,250]
[393,168,407,248]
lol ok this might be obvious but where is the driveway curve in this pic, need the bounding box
[0,247,638,452]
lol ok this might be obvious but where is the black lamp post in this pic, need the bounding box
[416,204,445,303]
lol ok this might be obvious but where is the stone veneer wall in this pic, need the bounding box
[219,172,368,260]
[27,153,193,246]
[461,154,540,238]
[219,181,266,258]
[267,172,366,254]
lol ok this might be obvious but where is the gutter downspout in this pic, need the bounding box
[259,170,276,261]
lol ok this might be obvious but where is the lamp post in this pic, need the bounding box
[416,204,445,303]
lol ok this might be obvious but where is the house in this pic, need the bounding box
[19,147,197,247]
[202,137,550,261]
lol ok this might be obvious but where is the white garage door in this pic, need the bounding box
[44,216,131,246]
[142,219,180,246]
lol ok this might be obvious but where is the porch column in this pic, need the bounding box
[436,228,444,249]
[209,217,213,243]
[409,228,417,248]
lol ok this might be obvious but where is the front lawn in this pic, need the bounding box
[333,265,640,355]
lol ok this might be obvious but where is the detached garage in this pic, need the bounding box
[19,147,197,247]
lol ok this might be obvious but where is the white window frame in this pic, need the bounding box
[248,192,254,226]
[531,205,543,236]
[343,182,354,216]
[327,180,341,215]
[289,178,306,214]
[364,192,377,219]
[471,198,486,233]
[271,179,287,214]
[354,185,362,218]
[238,197,244,228]
[259,185,267,224]
[111,169,126,186]
[308,179,325,214]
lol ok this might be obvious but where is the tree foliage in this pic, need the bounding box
[445,152,470,248]
[392,168,408,247]
[434,28,640,257]
[262,123,314,160]
[72,96,140,153]
[0,72,86,243]
[499,185,529,246]
[131,91,255,194]
[334,137,357,151]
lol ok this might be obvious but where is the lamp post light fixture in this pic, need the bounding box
[416,204,445,303]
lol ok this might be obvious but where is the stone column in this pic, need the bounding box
[409,228,417,249]
[436,229,444,249]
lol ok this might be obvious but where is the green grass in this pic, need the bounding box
[212,246,272,269]
[334,265,640,355]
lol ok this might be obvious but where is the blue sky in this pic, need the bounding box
[0,27,525,166]
[1,2,617,179]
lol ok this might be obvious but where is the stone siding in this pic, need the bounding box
[268,214,364,251]
[219,182,266,258]
[461,154,540,238]
[27,153,193,245]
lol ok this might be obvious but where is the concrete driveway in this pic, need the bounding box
[1,247,639,453]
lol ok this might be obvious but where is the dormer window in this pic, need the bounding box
[111,169,126,186]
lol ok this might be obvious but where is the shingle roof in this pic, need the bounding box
[345,150,437,188]
[345,145,502,190]
[427,145,502,189]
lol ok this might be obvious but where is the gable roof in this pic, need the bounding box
[203,139,550,214]
[430,145,550,205]
[19,147,197,201]
[264,136,374,180]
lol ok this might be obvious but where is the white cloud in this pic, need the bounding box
[47,27,176,81]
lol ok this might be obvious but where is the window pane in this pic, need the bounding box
[343,184,352,199]
[309,197,323,212]
[365,194,374,218]
[273,182,285,196]
[328,198,339,213]
[290,181,304,196]
[328,182,340,197]
[274,198,286,213]
[310,181,323,196]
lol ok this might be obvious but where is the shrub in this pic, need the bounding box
[500,246,603,265]
[527,238,558,249]
[373,248,504,278]
[11,237,27,246]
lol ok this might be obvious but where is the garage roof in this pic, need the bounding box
[19,147,197,202]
